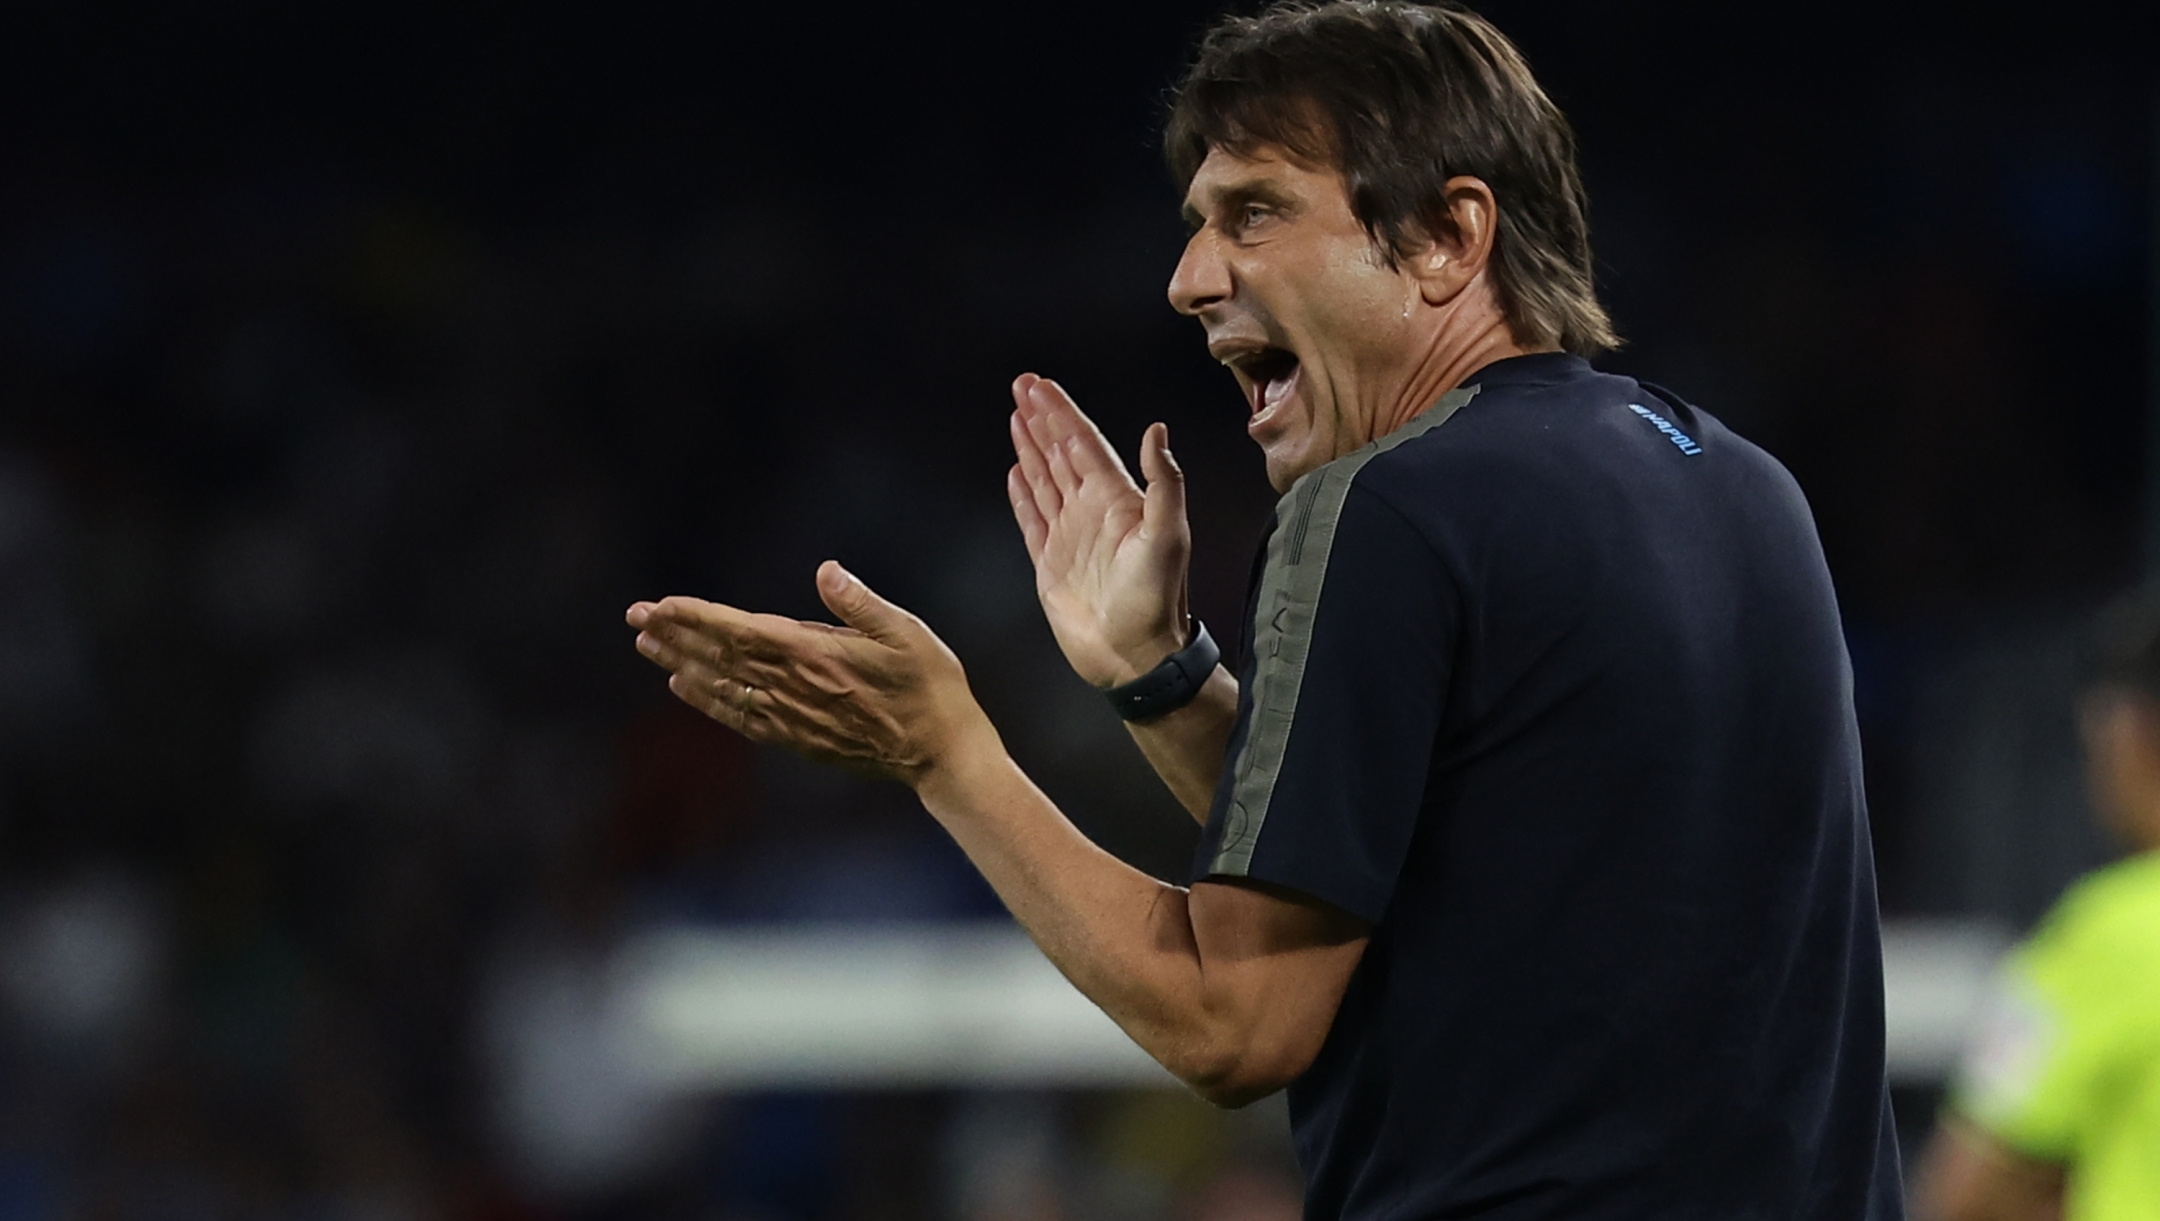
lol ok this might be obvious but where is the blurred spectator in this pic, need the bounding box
[480,931,700,1205]
[0,449,94,762]
[1913,592,2160,1220]
[943,1093,1068,1221]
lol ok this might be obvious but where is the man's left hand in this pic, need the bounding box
[625,561,995,787]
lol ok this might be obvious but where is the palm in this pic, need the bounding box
[1007,375,1190,689]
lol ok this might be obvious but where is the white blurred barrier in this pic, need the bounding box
[1879,919,2013,1083]
[608,919,2012,1091]
[617,924,1171,1088]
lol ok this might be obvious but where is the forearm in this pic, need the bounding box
[628,570,1320,1100]
[1910,1118,2065,1221]
[1123,666,1240,821]
[913,722,1283,1101]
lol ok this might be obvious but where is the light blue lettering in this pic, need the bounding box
[1625,404,1702,457]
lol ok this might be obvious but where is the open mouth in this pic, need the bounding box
[1230,346,1301,419]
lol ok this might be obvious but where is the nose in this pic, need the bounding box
[1167,229,1231,317]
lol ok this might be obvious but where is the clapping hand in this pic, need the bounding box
[1006,374,1193,688]
[625,373,1197,787]
[625,561,993,788]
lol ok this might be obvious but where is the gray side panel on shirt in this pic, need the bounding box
[1206,384,1479,877]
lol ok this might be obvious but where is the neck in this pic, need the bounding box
[2105,790,2160,855]
[1378,291,1554,437]
[2129,809,2160,856]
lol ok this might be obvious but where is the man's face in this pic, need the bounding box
[2079,689,2160,851]
[1170,144,1429,492]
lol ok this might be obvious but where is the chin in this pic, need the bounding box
[1260,437,1326,493]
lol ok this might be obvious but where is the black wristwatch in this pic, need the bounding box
[1104,621,1220,723]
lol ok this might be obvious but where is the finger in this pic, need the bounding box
[638,629,795,690]
[646,596,798,664]
[1022,377,1078,444]
[1042,427,1080,500]
[676,672,867,767]
[634,628,676,670]
[668,670,770,740]
[634,616,743,681]
[1016,397,1075,498]
[637,629,735,691]
[1137,422,1188,543]
[635,619,698,670]
[639,608,733,657]
[1028,378,1133,488]
[646,619,841,724]
[639,599,869,695]
[1011,410,1063,519]
[816,561,917,646]
[1008,465,1048,561]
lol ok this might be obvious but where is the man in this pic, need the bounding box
[1912,595,2160,1221]
[627,2,1903,1215]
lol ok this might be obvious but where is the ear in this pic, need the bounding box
[1405,175,1500,307]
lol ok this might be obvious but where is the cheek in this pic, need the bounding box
[1274,236,1405,333]
[1308,283,1397,346]
[2086,743,2131,813]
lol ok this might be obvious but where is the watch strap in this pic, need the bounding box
[1104,621,1220,722]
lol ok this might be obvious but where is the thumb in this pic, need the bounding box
[817,560,913,643]
[1138,422,1188,541]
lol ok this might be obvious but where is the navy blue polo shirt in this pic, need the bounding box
[1193,353,1903,1219]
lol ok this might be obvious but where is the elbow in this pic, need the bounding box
[1166,1035,1315,1110]
[1192,1072,1291,1110]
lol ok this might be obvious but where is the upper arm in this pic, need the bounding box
[1179,877,1370,1107]
[1175,466,1451,1104]
[1196,474,1456,924]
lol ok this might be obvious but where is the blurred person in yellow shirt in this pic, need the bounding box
[1914,594,2160,1221]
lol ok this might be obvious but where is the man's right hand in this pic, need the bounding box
[1006,373,1192,689]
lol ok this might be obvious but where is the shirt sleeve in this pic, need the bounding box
[1949,953,2079,1160]
[1192,470,1457,924]
[1947,869,2160,1162]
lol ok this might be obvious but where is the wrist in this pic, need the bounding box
[912,708,1009,803]
[1102,622,1196,690]
[1104,620,1219,723]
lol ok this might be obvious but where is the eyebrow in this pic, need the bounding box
[1182,178,1302,231]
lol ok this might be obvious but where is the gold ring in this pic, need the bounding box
[736,681,757,712]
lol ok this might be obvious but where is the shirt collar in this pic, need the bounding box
[1462,351,1591,389]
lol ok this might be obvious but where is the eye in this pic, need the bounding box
[1239,203,1271,229]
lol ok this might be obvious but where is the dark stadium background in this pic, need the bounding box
[0,1,2151,1217]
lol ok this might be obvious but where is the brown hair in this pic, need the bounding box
[1165,0,1619,357]
[2089,589,2160,702]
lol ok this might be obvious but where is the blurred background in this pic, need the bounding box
[0,0,2152,1217]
